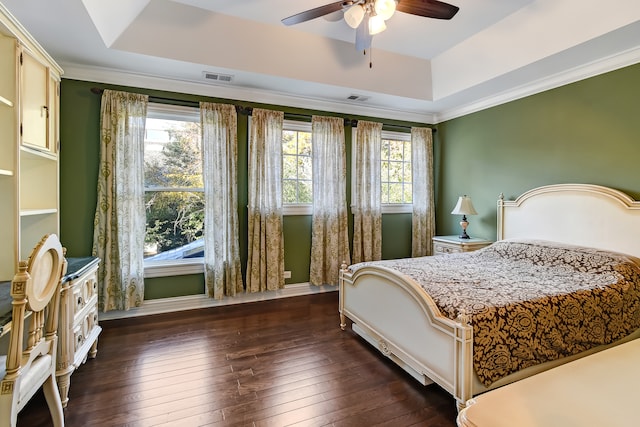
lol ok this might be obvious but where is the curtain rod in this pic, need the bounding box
[89,87,435,132]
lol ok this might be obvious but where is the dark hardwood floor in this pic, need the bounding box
[19,292,457,426]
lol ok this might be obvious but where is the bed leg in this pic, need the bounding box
[339,261,348,331]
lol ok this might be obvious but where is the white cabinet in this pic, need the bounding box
[20,48,50,152]
[0,4,63,279]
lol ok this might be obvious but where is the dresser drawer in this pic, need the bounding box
[432,236,493,256]
[433,242,462,254]
[71,269,98,321]
[73,305,99,354]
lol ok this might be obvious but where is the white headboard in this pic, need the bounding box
[498,184,640,258]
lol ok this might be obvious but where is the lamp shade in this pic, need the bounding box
[375,0,397,20]
[451,195,478,216]
[368,14,387,35]
[344,4,365,28]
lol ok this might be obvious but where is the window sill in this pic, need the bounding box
[283,204,312,216]
[382,204,412,214]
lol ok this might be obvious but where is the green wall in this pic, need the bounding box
[59,79,428,299]
[436,62,640,242]
[61,62,640,300]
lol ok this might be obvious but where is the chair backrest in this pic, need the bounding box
[5,234,66,374]
[1,234,66,425]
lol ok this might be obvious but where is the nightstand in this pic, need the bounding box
[432,235,492,255]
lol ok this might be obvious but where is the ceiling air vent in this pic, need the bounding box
[347,94,369,102]
[203,71,234,83]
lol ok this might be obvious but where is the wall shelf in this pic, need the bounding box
[0,94,12,107]
[20,208,57,216]
[20,143,57,161]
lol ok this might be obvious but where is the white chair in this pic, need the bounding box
[0,235,67,427]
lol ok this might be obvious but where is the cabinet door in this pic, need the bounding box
[48,73,59,153]
[20,48,49,151]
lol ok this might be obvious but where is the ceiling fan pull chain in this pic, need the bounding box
[369,47,373,68]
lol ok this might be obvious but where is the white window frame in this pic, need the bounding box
[351,128,413,214]
[282,119,313,216]
[143,103,204,278]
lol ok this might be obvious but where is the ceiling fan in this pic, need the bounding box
[282,0,460,52]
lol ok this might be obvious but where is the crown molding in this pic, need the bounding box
[61,41,640,127]
[434,44,640,123]
[61,63,436,124]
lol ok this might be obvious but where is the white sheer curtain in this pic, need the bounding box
[200,102,243,299]
[411,127,435,257]
[310,116,350,285]
[247,109,285,293]
[92,89,148,311]
[352,120,382,264]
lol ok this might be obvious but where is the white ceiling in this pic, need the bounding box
[2,0,640,123]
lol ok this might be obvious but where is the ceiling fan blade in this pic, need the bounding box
[282,1,349,26]
[355,15,372,52]
[396,0,459,20]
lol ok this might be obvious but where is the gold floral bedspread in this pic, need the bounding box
[350,239,640,386]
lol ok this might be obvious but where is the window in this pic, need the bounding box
[381,130,412,213]
[282,120,312,215]
[143,104,204,276]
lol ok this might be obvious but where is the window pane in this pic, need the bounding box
[283,131,297,154]
[388,183,403,203]
[299,156,312,180]
[403,163,412,182]
[298,180,313,204]
[283,180,297,204]
[283,155,298,180]
[381,161,389,181]
[403,184,413,204]
[381,182,389,204]
[389,141,404,161]
[403,141,412,162]
[381,140,390,160]
[144,191,204,259]
[144,118,202,188]
[299,133,312,156]
[380,135,412,206]
[282,124,312,205]
[144,110,204,262]
[389,161,403,182]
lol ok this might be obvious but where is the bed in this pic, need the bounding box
[338,183,640,410]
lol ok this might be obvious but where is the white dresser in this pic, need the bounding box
[56,257,101,407]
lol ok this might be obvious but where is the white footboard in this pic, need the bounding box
[339,264,474,409]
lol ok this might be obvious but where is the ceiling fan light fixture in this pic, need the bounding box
[368,14,386,35]
[344,4,365,29]
[374,0,396,21]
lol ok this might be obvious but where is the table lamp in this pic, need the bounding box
[451,195,478,239]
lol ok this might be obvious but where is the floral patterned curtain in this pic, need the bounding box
[352,120,383,264]
[93,89,148,311]
[310,116,350,285]
[247,109,285,292]
[200,102,243,299]
[411,127,435,257]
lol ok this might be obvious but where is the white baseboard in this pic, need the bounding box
[98,282,337,321]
